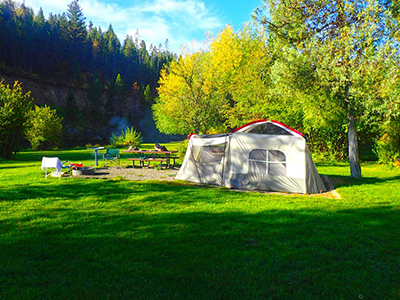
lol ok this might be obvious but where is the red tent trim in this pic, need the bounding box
[233,119,303,137]
[269,120,303,137]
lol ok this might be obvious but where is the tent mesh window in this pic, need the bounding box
[245,123,292,135]
[192,144,226,163]
[249,149,286,176]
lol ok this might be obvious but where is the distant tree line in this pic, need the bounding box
[0,0,175,141]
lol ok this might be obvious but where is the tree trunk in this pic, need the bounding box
[347,103,362,178]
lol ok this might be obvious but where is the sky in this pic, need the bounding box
[23,0,265,54]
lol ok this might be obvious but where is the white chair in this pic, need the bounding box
[41,157,70,179]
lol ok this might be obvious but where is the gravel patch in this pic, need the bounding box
[73,166,179,181]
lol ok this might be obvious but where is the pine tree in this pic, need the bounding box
[66,0,86,43]
[66,0,88,80]
[104,24,121,80]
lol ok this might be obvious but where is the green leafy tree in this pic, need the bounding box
[25,105,63,150]
[153,51,223,134]
[154,25,276,135]
[255,0,399,178]
[367,50,400,165]
[0,80,33,159]
[205,25,274,129]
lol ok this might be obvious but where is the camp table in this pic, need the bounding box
[87,146,105,166]
[123,149,178,169]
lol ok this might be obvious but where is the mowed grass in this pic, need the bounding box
[0,147,399,299]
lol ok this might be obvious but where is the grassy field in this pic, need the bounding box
[0,146,399,299]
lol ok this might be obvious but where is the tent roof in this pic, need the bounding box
[233,120,303,137]
[189,133,230,140]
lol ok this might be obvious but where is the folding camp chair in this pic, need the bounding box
[41,157,70,179]
[103,149,120,168]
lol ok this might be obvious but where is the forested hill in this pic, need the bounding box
[0,0,176,144]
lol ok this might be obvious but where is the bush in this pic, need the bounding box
[177,139,189,158]
[110,127,142,148]
[109,132,126,148]
[0,80,33,159]
[374,121,400,167]
[306,126,348,160]
[25,105,63,150]
[123,127,143,147]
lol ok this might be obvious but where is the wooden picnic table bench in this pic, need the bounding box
[123,150,178,169]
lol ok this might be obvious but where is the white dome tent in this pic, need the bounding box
[176,120,327,194]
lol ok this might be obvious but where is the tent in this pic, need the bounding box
[176,120,327,194]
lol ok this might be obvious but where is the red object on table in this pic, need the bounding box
[70,163,83,168]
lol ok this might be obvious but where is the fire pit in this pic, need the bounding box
[72,167,95,176]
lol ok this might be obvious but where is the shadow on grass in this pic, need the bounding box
[0,165,24,170]
[327,174,400,189]
[12,150,97,164]
[315,161,348,167]
[0,180,400,299]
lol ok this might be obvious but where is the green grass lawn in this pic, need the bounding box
[1,147,399,299]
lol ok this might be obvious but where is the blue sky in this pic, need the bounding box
[24,0,264,54]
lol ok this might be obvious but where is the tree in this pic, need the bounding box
[65,0,88,78]
[0,0,176,142]
[64,89,80,127]
[113,74,127,116]
[154,25,275,135]
[154,51,223,134]
[255,0,398,178]
[205,25,274,129]
[365,45,400,165]
[143,84,153,103]
[66,0,86,43]
[104,24,121,80]
[0,80,33,159]
[25,105,63,150]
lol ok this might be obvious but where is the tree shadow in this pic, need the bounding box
[326,174,400,188]
[1,190,399,299]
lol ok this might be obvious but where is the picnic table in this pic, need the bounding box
[122,149,178,169]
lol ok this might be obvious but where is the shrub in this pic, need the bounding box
[177,139,189,159]
[25,105,63,150]
[109,132,125,148]
[110,127,142,148]
[123,127,143,147]
[374,120,400,167]
[0,80,34,159]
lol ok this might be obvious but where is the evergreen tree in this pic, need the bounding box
[66,0,88,79]
[87,78,104,125]
[143,84,153,103]
[0,0,175,141]
[104,24,121,80]
[64,89,80,127]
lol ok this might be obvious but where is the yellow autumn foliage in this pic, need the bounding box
[154,24,274,134]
